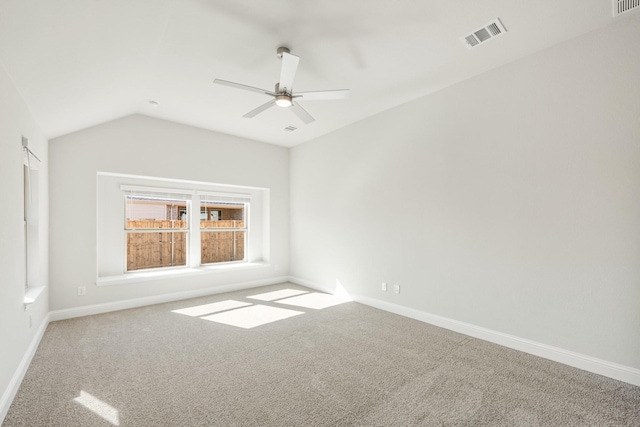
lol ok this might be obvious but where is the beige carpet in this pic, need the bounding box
[4,282,639,426]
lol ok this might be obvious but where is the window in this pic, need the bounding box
[200,192,249,264]
[124,191,252,270]
[23,138,40,288]
[23,163,30,287]
[124,192,189,271]
[97,173,267,281]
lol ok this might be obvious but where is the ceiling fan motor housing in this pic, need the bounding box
[275,82,290,95]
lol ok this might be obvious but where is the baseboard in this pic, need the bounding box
[50,276,290,322]
[288,276,640,387]
[0,312,50,424]
[286,275,336,295]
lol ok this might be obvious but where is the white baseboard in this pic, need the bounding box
[7,274,637,427]
[0,313,50,424]
[50,276,290,321]
[288,276,640,387]
[2,276,289,422]
[286,275,335,294]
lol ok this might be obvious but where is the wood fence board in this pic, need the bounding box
[126,220,244,270]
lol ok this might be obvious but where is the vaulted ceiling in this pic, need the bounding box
[0,0,623,146]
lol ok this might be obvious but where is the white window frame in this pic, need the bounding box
[199,197,250,265]
[120,191,191,273]
[119,185,252,273]
[97,173,267,284]
[23,141,40,289]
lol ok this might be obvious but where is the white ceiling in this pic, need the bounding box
[0,0,621,147]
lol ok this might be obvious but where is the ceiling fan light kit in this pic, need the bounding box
[275,94,292,108]
[213,46,349,125]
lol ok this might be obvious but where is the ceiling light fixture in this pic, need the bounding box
[275,94,292,108]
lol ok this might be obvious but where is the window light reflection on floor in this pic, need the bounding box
[170,288,351,330]
[334,280,352,301]
[247,288,308,301]
[201,305,304,329]
[171,300,251,317]
[73,391,120,426]
[275,292,349,310]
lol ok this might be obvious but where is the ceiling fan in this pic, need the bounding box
[213,47,349,124]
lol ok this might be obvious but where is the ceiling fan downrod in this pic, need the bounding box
[276,46,290,59]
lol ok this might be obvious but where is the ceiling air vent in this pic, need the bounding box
[462,18,507,49]
[283,125,298,132]
[613,0,640,16]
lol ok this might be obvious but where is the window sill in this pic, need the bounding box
[24,286,46,310]
[96,262,271,287]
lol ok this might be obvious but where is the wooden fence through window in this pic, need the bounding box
[126,220,245,271]
[201,220,245,265]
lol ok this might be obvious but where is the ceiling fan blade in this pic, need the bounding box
[295,89,350,100]
[279,52,300,94]
[243,99,277,118]
[214,79,275,96]
[290,102,315,124]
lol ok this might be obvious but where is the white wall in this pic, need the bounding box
[0,63,49,416]
[290,16,640,369]
[49,114,288,311]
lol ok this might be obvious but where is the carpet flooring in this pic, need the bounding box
[4,282,640,426]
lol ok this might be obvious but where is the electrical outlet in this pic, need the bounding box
[77,286,86,296]
[394,284,400,294]
[381,282,387,291]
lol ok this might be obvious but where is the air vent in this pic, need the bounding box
[283,125,298,132]
[613,0,640,16]
[461,18,507,49]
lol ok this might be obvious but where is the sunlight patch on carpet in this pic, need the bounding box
[73,391,120,426]
[276,292,349,310]
[172,300,251,317]
[334,279,353,301]
[247,288,308,301]
[201,305,304,329]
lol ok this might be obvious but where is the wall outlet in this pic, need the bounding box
[394,284,400,294]
[381,282,387,291]
[77,286,86,296]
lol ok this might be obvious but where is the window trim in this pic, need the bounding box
[95,261,271,287]
[200,201,249,265]
[119,184,252,274]
[123,189,192,273]
[23,142,40,290]
[198,190,251,266]
[98,173,268,283]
